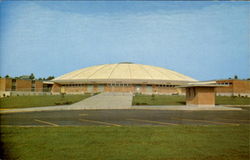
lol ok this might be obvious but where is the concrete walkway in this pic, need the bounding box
[69,92,133,109]
[0,105,242,114]
[133,105,242,111]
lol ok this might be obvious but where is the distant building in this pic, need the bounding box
[179,84,219,106]
[179,80,250,106]
[0,78,53,97]
[18,75,31,80]
[215,79,250,96]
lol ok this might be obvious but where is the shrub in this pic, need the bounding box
[93,92,100,96]
[151,94,155,100]
[55,102,62,105]
[64,101,73,105]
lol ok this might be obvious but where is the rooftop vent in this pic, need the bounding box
[119,62,134,64]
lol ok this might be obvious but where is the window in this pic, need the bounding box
[11,79,16,91]
[31,80,35,92]
[11,85,16,91]
[187,88,190,98]
[193,88,196,96]
[190,88,194,97]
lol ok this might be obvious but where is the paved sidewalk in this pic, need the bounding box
[132,105,242,111]
[69,92,133,109]
[0,105,242,114]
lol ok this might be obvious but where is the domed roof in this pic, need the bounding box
[53,63,196,84]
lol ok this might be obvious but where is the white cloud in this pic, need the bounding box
[0,2,249,79]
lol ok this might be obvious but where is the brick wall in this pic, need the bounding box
[233,80,250,93]
[35,81,43,92]
[104,85,134,92]
[216,80,250,95]
[16,79,32,91]
[186,87,215,106]
[186,88,198,105]
[1,78,55,94]
[64,86,85,93]
[5,79,12,91]
[197,87,215,105]
[51,83,61,93]
[52,83,182,95]
[0,78,7,91]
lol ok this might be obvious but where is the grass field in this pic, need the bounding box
[0,94,91,109]
[215,96,250,105]
[132,94,250,105]
[1,125,249,160]
[133,95,186,105]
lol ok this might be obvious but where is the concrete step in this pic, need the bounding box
[68,92,133,109]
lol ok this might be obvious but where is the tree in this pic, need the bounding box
[46,76,55,80]
[234,75,238,79]
[5,75,10,78]
[29,73,35,80]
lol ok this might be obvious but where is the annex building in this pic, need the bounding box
[0,78,53,97]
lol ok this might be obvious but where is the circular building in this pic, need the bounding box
[51,62,196,94]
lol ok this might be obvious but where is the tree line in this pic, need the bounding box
[0,73,55,81]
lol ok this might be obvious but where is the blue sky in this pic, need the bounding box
[0,1,249,81]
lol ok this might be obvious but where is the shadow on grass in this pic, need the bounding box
[177,101,186,105]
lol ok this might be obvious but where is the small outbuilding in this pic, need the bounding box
[179,84,226,107]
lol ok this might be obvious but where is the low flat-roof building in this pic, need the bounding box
[179,84,221,106]
[0,78,53,97]
[215,79,250,97]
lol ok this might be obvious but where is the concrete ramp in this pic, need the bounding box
[68,92,133,109]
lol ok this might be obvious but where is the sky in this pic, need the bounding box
[0,1,249,81]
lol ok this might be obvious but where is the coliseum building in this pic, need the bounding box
[51,62,197,95]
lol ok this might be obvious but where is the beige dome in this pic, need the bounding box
[53,63,196,84]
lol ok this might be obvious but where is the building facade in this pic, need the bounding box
[0,78,53,97]
[185,86,216,106]
[215,79,250,96]
[51,63,196,95]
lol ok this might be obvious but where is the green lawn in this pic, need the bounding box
[1,126,249,160]
[215,96,250,105]
[0,94,91,109]
[133,95,186,105]
[133,94,250,105]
